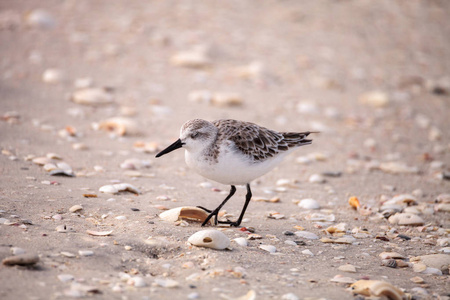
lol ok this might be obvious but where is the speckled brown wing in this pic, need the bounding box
[212,119,312,162]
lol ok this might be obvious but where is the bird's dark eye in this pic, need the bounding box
[191,132,199,139]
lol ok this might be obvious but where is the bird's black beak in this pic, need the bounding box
[155,139,184,158]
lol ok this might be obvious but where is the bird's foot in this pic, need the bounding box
[217,220,241,227]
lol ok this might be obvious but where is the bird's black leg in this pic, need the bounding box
[227,183,252,227]
[201,185,236,226]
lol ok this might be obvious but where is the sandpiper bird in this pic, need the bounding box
[156,119,316,227]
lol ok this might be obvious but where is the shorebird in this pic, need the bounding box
[156,119,316,227]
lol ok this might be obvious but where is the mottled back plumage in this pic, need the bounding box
[212,119,312,162]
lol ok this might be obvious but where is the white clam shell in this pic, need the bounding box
[188,230,230,250]
[298,198,321,210]
[159,206,210,224]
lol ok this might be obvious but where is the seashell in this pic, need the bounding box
[330,275,356,284]
[388,213,424,226]
[154,278,180,288]
[338,264,357,273]
[43,163,58,172]
[55,225,68,232]
[211,92,243,107]
[233,237,248,247]
[383,194,418,206]
[10,247,26,255]
[170,47,211,68]
[99,183,140,195]
[348,197,360,209]
[379,252,405,260]
[71,87,114,106]
[32,156,52,166]
[86,229,113,236]
[42,69,64,84]
[379,161,419,174]
[78,250,93,256]
[128,276,146,287]
[412,263,427,273]
[98,117,139,136]
[436,193,450,203]
[298,198,321,210]
[410,276,424,284]
[306,213,335,222]
[412,254,450,273]
[60,251,75,258]
[69,205,83,213]
[98,185,119,194]
[159,206,211,224]
[46,152,62,160]
[259,245,276,253]
[435,203,450,212]
[302,249,314,256]
[325,223,346,234]
[57,274,74,282]
[2,254,39,266]
[294,231,318,240]
[350,280,405,299]
[308,173,326,183]
[188,229,230,250]
[220,290,256,300]
[49,169,75,177]
[119,158,151,170]
[358,90,389,108]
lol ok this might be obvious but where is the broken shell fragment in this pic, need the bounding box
[99,183,140,195]
[98,117,139,136]
[86,229,113,236]
[2,254,40,266]
[69,205,83,213]
[348,197,360,209]
[159,206,211,224]
[188,229,230,250]
[259,244,277,253]
[388,213,424,226]
[350,280,405,300]
[170,48,211,68]
[71,87,114,106]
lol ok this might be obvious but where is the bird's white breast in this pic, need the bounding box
[185,143,289,185]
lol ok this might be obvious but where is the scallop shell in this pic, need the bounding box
[188,229,230,250]
[159,206,211,224]
[350,280,405,300]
